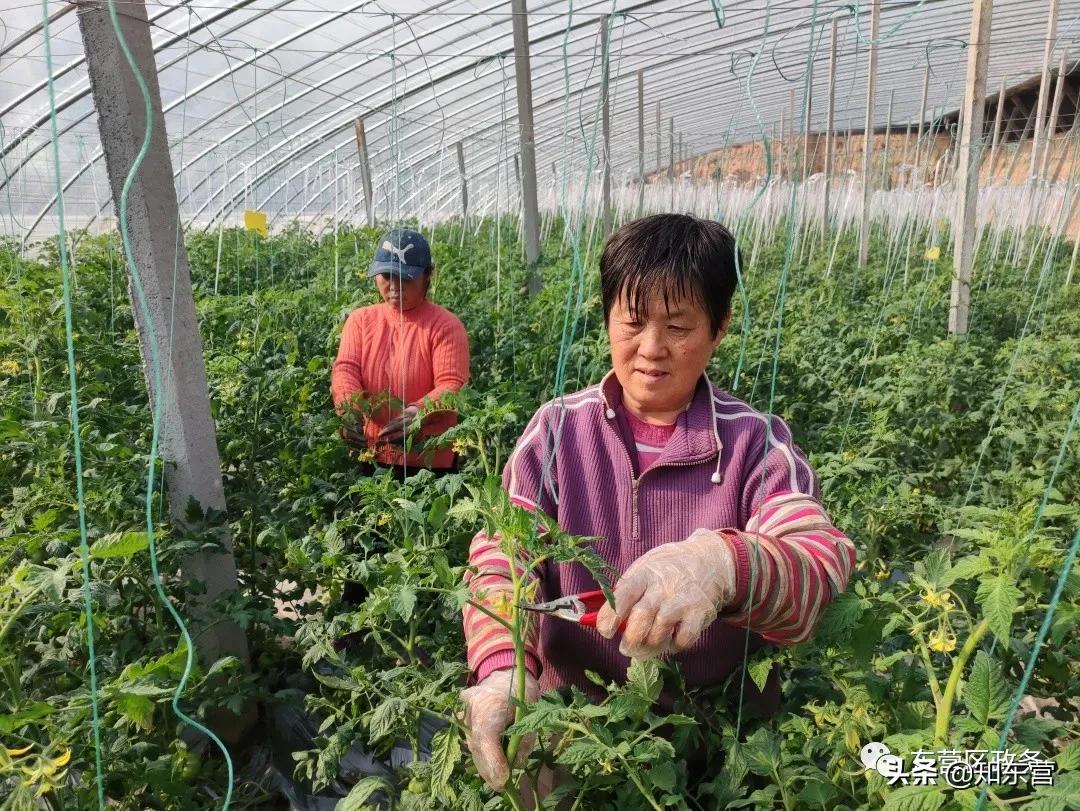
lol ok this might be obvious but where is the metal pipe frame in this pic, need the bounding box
[11,0,1063,239]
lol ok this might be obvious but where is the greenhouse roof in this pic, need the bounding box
[2,0,1079,237]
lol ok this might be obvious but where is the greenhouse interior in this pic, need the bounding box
[1,0,1078,808]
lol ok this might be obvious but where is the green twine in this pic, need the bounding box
[41,2,106,806]
[104,1,236,808]
[973,524,1080,811]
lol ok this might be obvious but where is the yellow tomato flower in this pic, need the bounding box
[0,359,20,376]
[874,560,890,581]
[928,628,957,653]
[925,246,941,261]
[5,745,31,757]
[921,590,953,611]
[451,439,468,455]
[357,449,376,462]
[377,512,392,527]
[486,590,515,620]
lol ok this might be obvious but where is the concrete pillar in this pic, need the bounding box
[76,0,252,737]
[456,141,468,219]
[510,0,542,291]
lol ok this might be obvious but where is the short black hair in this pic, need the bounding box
[599,213,741,336]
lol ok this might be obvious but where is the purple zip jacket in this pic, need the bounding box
[463,371,855,708]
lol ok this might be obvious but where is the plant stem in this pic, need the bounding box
[934,618,990,746]
[503,787,527,811]
[504,571,528,768]
[0,588,42,643]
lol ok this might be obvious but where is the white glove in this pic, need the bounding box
[595,529,738,659]
[460,668,540,790]
[378,405,420,440]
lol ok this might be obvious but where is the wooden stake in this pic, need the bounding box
[1040,50,1068,179]
[600,16,612,237]
[881,88,894,187]
[987,76,1007,183]
[823,18,838,237]
[949,0,993,337]
[455,141,468,219]
[353,118,375,227]
[637,69,645,215]
[1030,0,1061,177]
[915,64,930,179]
[859,0,882,268]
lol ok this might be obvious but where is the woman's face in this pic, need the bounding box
[375,271,428,311]
[608,289,728,423]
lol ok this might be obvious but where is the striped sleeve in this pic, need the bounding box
[462,405,558,681]
[718,416,855,645]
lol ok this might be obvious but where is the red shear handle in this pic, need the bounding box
[575,591,627,631]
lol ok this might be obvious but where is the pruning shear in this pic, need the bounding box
[518,590,627,632]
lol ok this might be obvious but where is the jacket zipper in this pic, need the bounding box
[607,417,714,543]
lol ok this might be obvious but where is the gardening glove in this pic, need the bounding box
[378,405,420,441]
[460,668,540,790]
[595,529,738,659]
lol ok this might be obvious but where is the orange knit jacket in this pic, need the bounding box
[331,299,470,469]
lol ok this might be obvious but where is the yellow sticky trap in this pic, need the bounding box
[244,210,267,237]
[925,246,941,261]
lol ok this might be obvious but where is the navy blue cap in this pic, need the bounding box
[368,228,432,280]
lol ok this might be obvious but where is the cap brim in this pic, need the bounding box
[368,261,425,280]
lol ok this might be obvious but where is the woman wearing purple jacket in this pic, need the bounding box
[459,214,856,791]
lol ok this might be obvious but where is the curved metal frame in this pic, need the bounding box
[8,0,1076,241]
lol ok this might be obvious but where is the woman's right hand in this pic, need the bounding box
[460,668,540,790]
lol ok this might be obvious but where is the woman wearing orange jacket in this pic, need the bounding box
[331,227,470,478]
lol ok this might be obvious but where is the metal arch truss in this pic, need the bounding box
[10,0,1080,240]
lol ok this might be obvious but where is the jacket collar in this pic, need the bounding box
[599,370,721,466]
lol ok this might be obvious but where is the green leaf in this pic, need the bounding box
[427,496,449,530]
[963,650,1010,725]
[748,655,776,692]
[940,555,989,585]
[0,702,56,733]
[914,550,951,587]
[801,780,838,807]
[648,760,676,792]
[557,738,610,767]
[336,776,391,809]
[1023,798,1067,811]
[393,586,417,622]
[882,784,947,811]
[1054,739,1080,772]
[977,575,1022,644]
[742,728,781,777]
[1012,717,1064,749]
[506,699,571,735]
[115,692,155,731]
[369,697,407,742]
[323,522,344,556]
[625,659,662,704]
[951,789,980,810]
[429,726,461,800]
[818,591,864,641]
[90,531,149,560]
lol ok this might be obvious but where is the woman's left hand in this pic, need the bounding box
[594,529,738,659]
[378,405,420,440]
